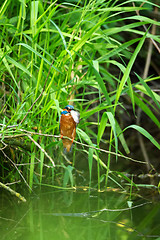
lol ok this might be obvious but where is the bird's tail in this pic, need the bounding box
[62,139,73,153]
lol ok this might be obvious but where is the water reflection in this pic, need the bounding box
[1,188,160,240]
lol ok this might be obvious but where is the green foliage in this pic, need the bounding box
[0,0,159,192]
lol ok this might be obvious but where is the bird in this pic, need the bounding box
[60,105,80,152]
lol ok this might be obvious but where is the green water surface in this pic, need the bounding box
[1,188,160,240]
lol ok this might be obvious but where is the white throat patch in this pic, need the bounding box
[70,110,80,124]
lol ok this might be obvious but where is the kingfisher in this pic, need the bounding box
[60,105,80,152]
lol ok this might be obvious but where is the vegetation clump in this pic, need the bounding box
[0,1,160,197]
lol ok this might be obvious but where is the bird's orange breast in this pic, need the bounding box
[60,114,76,152]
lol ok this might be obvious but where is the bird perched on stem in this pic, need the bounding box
[60,105,80,152]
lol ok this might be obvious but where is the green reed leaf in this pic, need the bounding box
[125,125,160,150]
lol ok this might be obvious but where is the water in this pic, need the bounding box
[1,188,160,240]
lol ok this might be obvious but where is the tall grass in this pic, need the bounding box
[0,0,160,193]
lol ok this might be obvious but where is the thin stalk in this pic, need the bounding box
[105,129,113,187]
